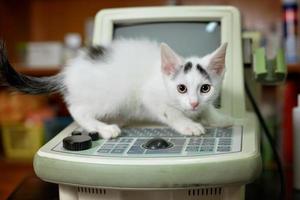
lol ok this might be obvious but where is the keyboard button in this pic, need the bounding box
[185,146,199,152]
[202,138,215,145]
[188,138,202,145]
[199,146,214,152]
[120,138,134,143]
[218,138,232,145]
[203,132,215,137]
[97,149,111,153]
[216,132,223,137]
[100,144,115,149]
[115,144,129,149]
[133,139,149,146]
[127,146,145,154]
[224,132,232,137]
[205,128,215,134]
[217,146,231,152]
[106,138,120,143]
[170,138,186,145]
[111,149,126,154]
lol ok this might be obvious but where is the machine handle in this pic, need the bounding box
[253,47,287,85]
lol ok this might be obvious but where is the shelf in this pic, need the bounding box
[288,64,300,74]
[11,64,300,76]
[14,65,61,76]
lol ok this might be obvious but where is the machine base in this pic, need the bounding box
[59,184,245,200]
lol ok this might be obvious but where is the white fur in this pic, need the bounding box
[62,39,232,139]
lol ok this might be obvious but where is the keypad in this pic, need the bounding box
[54,126,242,157]
[94,127,241,156]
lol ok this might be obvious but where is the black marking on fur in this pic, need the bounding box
[183,62,193,73]
[196,64,211,81]
[87,45,107,60]
[0,40,63,94]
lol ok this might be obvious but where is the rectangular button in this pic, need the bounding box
[138,131,151,137]
[202,138,215,145]
[164,129,180,136]
[205,128,215,134]
[224,132,232,137]
[217,127,233,136]
[121,131,136,137]
[97,149,111,153]
[122,128,140,137]
[115,144,129,149]
[185,146,199,152]
[100,144,115,149]
[217,146,231,152]
[127,146,145,154]
[203,132,215,137]
[120,138,134,143]
[158,133,168,137]
[150,132,160,137]
[170,139,186,145]
[218,138,232,145]
[200,146,214,152]
[111,149,126,154]
[188,138,201,145]
[216,132,223,137]
[106,138,120,143]
[133,139,148,146]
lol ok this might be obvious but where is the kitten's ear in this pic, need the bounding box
[160,43,182,76]
[207,42,227,75]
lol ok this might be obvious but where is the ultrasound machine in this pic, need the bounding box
[34,6,262,200]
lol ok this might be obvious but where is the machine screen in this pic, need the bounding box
[113,22,221,57]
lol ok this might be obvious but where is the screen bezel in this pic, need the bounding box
[93,6,245,117]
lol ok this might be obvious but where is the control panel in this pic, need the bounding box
[52,126,242,158]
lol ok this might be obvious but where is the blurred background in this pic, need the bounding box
[0,0,300,199]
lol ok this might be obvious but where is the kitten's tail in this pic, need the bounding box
[0,41,63,94]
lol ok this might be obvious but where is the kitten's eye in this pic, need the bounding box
[177,84,187,93]
[200,84,211,93]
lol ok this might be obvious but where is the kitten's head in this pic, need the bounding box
[160,43,227,113]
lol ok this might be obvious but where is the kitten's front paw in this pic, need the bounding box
[175,122,205,136]
[98,124,121,139]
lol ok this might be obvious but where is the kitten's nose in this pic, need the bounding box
[190,101,199,109]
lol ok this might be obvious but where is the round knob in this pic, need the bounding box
[142,138,173,150]
[63,135,92,151]
[71,130,82,136]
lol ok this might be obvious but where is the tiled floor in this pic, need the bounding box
[0,158,34,200]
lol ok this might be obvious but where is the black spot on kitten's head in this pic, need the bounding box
[87,45,107,60]
[196,64,211,81]
[183,62,193,73]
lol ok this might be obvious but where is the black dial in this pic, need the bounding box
[63,135,92,151]
[71,130,82,136]
[143,138,173,150]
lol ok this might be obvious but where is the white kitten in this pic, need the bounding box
[0,39,232,139]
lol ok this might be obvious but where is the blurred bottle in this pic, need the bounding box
[282,0,299,64]
[293,94,300,189]
[63,33,82,63]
